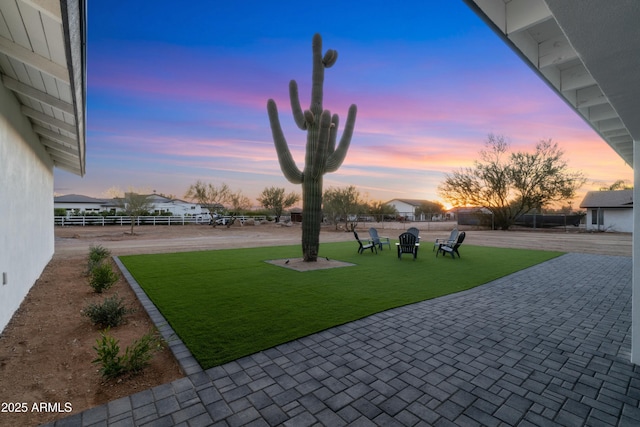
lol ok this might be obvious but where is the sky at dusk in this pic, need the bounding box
[53,0,633,208]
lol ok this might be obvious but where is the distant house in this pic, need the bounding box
[143,194,209,218]
[385,199,434,221]
[54,194,109,215]
[54,193,210,218]
[580,190,633,232]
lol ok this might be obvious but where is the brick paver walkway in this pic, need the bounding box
[46,253,640,426]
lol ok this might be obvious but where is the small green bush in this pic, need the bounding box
[87,245,112,275]
[92,329,124,379]
[89,262,118,293]
[122,332,162,373]
[89,244,111,262]
[92,329,163,379]
[84,294,134,328]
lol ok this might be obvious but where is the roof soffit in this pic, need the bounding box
[463,0,637,167]
[0,0,85,176]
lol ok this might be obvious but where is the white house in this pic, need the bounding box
[54,194,108,214]
[0,0,86,333]
[385,199,444,221]
[580,190,633,233]
[386,199,420,220]
[54,193,210,218]
[143,194,209,218]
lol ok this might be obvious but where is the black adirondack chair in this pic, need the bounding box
[368,227,391,250]
[396,232,419,260]
[436,231,466,259]
[354,231,377,254]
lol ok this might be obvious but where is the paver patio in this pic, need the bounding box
[45,253,640,426]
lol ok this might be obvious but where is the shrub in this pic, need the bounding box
[84,294,134,328]
[89,244,111,260]
[92,329,124,379]
[92,329,163,379]
[87,245,112,274]
[121,332,162,373]
[89,262,118,293]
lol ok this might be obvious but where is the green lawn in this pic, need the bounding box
[119,242,561,369]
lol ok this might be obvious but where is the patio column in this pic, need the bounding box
[632,141,640,364]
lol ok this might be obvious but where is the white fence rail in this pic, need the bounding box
[54,215,268,227]
[54,212,450,227]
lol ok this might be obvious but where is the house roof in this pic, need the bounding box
[54,194,107,204]
[145,194,173,203]
[450,206,492,214]
[386,199,432,207]
[580,190,633,208]
[464,0,639,167]
[0,0,86,176]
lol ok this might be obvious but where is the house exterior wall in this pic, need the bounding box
[632,139,640,364]
[151,201,207,217]
[386,200,416,220]
[0,84,54,333]
[585,208,633,232]
[55,202,104,214]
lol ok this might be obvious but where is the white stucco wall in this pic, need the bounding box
[387,200,416,220]
[585,208,633,232]
[604,209,633,232]
[0,83,55,333]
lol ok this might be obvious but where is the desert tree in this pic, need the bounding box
[415,200,445,220]
[323,185,364,231]
[257,186,301,222]
[600,179,633,191]
[224,189,252,227]
[438,134,585,230]
[117,191,153,235]
[184,181,231,223]
[228,189,252,214]
[368,200,398,222]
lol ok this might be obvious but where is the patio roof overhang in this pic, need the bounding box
[463,0,639,168]
[0,0,86,176]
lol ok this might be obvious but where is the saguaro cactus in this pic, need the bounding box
[267,33,357,262]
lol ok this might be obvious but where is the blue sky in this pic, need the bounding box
[54,0,632,207]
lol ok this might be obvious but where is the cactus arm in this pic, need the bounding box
[323,49,338,68]
[328,113,339,155]
[310,110,332,179]
[310,33,325,113]
[304,110,315,125]
[288,80,307,130]
[267,99,304,184]
[326,104,357,173]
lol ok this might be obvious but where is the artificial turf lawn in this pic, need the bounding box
[119,242,562,369]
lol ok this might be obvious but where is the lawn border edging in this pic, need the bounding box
[113,256,203,375]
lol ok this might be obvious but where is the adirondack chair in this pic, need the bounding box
[396,232,419,260]
[436,231,466,259]
[407,227,420,242]
[433,228,459,251]
[368,227,391,250]
[354,231,377,254]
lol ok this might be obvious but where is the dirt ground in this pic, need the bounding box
[0,221,631,426]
